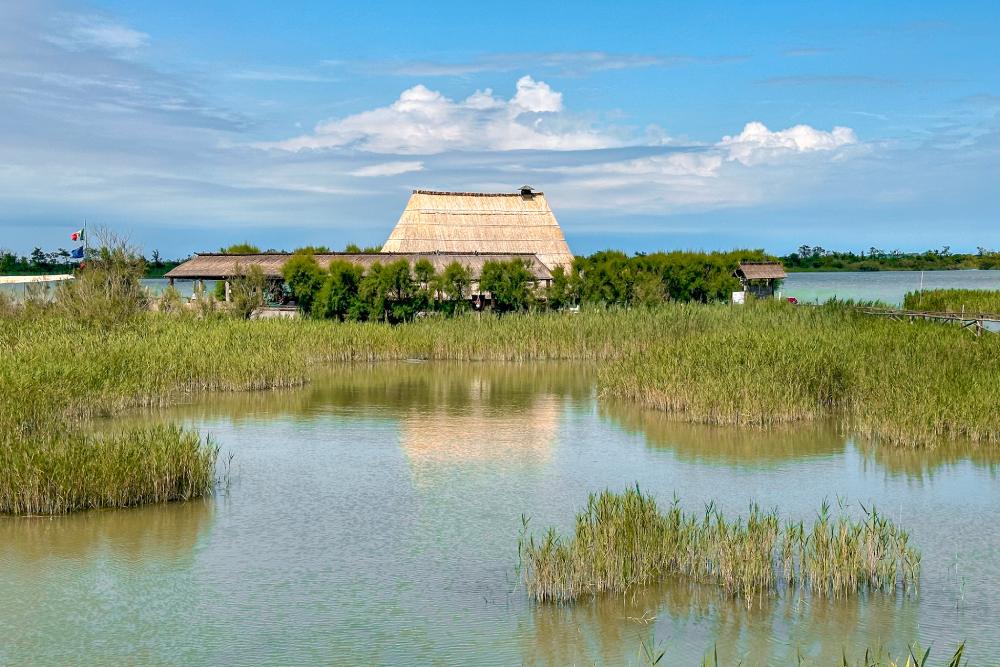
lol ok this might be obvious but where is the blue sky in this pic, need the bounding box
[1,1,998,258]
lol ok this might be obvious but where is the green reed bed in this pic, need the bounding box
[598,302,1000,446]
[0,309,672,514]
[520,488,919,610]
[904,288,1000,314]
[2,302,997,513]
[0,425,216,515]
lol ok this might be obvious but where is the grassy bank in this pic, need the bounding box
[3,302,998,512]
[520,488,919,609]
[903,289,1000,314]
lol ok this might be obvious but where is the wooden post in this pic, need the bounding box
[224,280,232,302]
[168,277,174,287]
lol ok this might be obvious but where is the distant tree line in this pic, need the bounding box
[0,247,182,277]
[781,245,1000,271]
[280,248,774,321]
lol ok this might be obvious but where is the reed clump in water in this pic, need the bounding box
[0,425,217,515]
[903,288,1000,314]
[598,301,1000,447]
[520,488,919,608]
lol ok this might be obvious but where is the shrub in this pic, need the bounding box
[282,252,326,313]
[480,259,534,312]
[52,234,148,324]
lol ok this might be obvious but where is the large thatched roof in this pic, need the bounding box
[381,190,574,271]
[164,252,553,281]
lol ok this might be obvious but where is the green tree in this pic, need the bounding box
[436,261,472,314]
[219,243,260,254]
[229,265,268,319]
[545,265,571,310]
[344,243,383,254]
[632,271,667,307]
[359,261,389,322]
[480,259,534,313]
[281,253,326,313]
[382,259,416,322]
[53,233,147,324]
[0,251,16,274]
[414,258,435,287]
[313,260,364,320]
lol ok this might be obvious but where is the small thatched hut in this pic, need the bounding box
[381,188,574,272]
[734,262,787,299]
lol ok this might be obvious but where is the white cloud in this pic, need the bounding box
[48,14,149,52]
[719,121,857,165]
[259,76,618,154]
[510,75,562,112]
[534,121,861,213]
[350,161,424,177]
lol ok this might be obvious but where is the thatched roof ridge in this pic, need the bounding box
[411,189,545,197]
[382,189,574,271]
[164,252,553,281]
[736,262,787,280]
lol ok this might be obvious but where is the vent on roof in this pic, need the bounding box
[519,184,535,197]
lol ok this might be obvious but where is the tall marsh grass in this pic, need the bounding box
[598,302,1000,446]
[903,288,1000,314]
[0,425,216,515]
[2,300,997,512]
[520,488,919,609]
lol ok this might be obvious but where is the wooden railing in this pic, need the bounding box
[855,307,1000,336]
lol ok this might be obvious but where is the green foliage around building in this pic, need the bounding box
[572,249,774,306]
[781,245,1000,271]
[276,249,772,321]
[479,259,535,312]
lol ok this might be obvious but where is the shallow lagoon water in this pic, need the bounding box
[782,269,1000,306]
[1,363,998,666]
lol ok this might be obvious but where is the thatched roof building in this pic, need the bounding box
[164,252,553,282]
[734,261,787,299]
[381,188,574,272]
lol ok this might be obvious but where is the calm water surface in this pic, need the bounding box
[783,269,1000,305]
[1,363,998,666]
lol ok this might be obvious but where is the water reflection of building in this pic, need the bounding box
[400,392,560,484]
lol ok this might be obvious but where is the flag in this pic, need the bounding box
[71,229,84,241]
[70,246,84,259]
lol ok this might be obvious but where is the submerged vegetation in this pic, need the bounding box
[520,488,919,609]
[903,289,1000,314]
